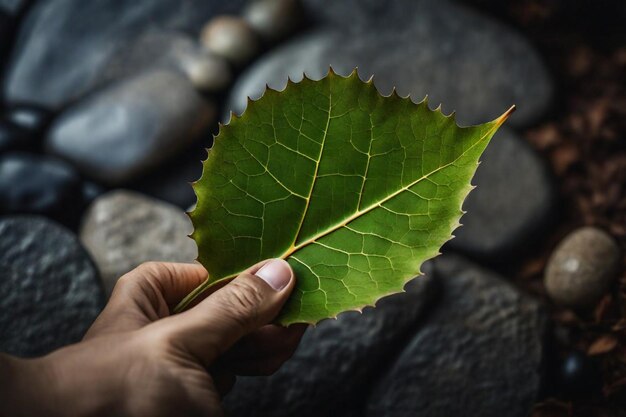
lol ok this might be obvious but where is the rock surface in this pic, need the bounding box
[227,0,552,127]
[80,190,198,295]
[448,127,557,261]
[2,0,246,108]
[224,266,437,417]
[0,216,104,357]
[301,0,420,31]
[129,143,207,208]
[545,227,621,308]
[0,153,84,226]
[365,255,547,417]
[98,30,231,93]
[46,70,215,186]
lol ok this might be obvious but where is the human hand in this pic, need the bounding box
[1,259,306,417]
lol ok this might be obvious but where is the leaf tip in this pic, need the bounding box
[494,105,516,127]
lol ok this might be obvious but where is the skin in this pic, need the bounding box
[0,259,306,417]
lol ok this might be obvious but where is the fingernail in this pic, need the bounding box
[255,259,292,291]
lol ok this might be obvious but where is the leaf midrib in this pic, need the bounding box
[281,113,505,259]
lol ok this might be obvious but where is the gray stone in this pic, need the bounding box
[0,0,24,15]
[224,266,437,417]
[227,0,552,127]
[45,70,215,186]
[80,190,198,295]
[243,0,304,43]
[200,16,260,67]
[301,0,420,31]
[99,30,232,93]
[366,255,547,417]
[545,227,621,308]
[448,127,557,261]
[2,0,246,108]
[0,216,104,357]
[129,144,207,208]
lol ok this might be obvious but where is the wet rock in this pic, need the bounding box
[0,153,84,226]
[448,127,557,262]
[545,227,620,308]
[224,267,437,417]
[80,190,198,295]
[0,216,104,357]
[227,0,552,127]
[243,0,304,43]
[2,0,246,108]
[200,16,260,67]
[46,70,215,186]
[365,255,547,417]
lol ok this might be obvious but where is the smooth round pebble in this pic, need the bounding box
[3,104,53,134]
[181,52,232,92]
[200,16,260,66]
[243,0,303,43]
[0,152,84,226]
[545,227,621,308]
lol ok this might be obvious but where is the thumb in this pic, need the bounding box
[164,259,295,366]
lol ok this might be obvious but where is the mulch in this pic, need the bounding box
[471,1,626,415]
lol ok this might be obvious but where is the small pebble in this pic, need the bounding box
[558,351,601,397]
[180,52,232,93]
[3,104,52,134]
[545,227,620,308]
[200,16,260,66]
[243,0,303,43]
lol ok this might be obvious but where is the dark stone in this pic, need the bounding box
[227,0,553,127]
[0,216,104,357]
[45,70,215,186]
[0,105,51,152]
[0,119,39,152]
[2,0,246,109]
[128,142,207,208]
[224,266,438,417]
[81,181,106,207]
[0,9,15,62]
[301,0,420,31]
[0,0,26,15]
[365,255,547,417]
[446,127,558,262]
[0,152,84,226]
[3,103,52,134]
[557,351,602,397]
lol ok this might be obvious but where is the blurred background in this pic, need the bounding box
[0,0,625,416]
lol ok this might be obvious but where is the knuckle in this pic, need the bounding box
[221,277,265,327]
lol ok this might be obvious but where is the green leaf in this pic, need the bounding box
[176,69,514,325]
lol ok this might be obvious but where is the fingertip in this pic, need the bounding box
[254,259,294,292]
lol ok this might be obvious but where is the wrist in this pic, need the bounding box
[0,352,59,417]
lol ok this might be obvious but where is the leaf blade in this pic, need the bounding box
[182,69,513,324]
